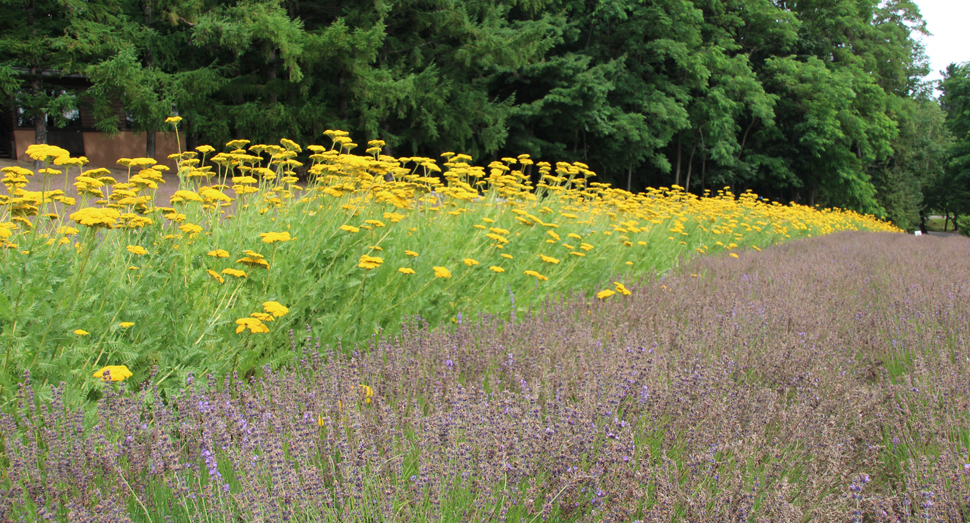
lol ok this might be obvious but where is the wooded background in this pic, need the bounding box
[3,0,969,231]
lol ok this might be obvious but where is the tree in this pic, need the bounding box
[0,0,78,150]
[938,63,970,233]
[871,97,951,231]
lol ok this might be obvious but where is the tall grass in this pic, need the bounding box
[0,131,898,409]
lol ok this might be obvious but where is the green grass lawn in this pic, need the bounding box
[924,215,959,232]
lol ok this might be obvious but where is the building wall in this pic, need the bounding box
[14,129,185,171]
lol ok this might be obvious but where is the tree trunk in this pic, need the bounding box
[32,75,47,169]
[626,163,633,192]
[146,130,156,158]
[383,122,394,181]
[699,152,706,194]
[33,111,47,146]
[737,118,756,160]
[683,143,696,191]
[675,137,682,187]
[144,0,156,157]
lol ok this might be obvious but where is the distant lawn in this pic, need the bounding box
[924,215,959,232]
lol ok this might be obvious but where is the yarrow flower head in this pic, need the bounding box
[262,301,289,317]
[596,289,615,300]
[613,282,632,296]
[433,266,452,278]
[359,384,374,404]
[259,231,293,243]
[235,317,269,334]
[358,255,384,269]
[93,365,133,382]
[70,208,120,228]
[221,268,247,278]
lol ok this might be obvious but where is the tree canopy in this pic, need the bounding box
[3,0,965,228]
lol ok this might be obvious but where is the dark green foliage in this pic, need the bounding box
[1,0,956,224]
[939,64,970,233]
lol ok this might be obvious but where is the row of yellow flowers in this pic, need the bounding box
[0,125,898,398]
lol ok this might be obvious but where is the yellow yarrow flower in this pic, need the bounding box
[165,116,182,124]
[171,190,203,203]
[613,282,632,296]
[93,365,133,382]
[359,384,374,404]
[405,250,418,257]
[485,233,509,244]
[206,269,225,283]
[398,267,415,274]
[119,322,135,328]
[70,208,120,228]
[207,249,230,258]
[222,268,247,278]
[179,223,203,235]
[358,255,384,269]
[250,312,275,322]
[488,266,505,273]
[340,225,360,233]
[539,254,560,264]
[523,270,549,281]
[235,317,269,334]
[74,329,90,336]
[596,289,615,300]
[237,256,269,269]
[263,301,289,317]
[462,258,479,266]
[126,245,148,256]
[259,231,294,243]
[433,266,452,278]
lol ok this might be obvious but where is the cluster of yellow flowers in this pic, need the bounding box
[597,281,633,300]
[235,301,290,334]
[1,125,901,386]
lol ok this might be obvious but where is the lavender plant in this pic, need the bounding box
[1,231,968,521]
